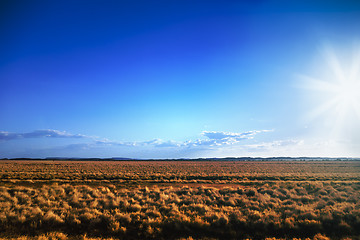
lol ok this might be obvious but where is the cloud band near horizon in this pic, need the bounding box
[0,129,271,148]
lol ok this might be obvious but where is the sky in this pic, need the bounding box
[1,0,360,158]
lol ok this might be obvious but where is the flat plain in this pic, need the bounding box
[0,160,359,240]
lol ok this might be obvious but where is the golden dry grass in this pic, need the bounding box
[0,160,359,239]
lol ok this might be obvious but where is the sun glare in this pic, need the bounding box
[300,44,360,137]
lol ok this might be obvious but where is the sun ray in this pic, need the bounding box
[332,98,350,137]
[323,45,346,83]
[297,74,339,92]
[306,94,341,121]
[350,45,360,81]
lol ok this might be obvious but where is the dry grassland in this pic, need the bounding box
[0,160,359,240]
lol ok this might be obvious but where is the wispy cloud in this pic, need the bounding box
[6,129,354,158]
[193,130,273,147]
[202,130,267,140]
[94,138,182,148]
[0,130,88,141]
[0,129,271,147]
[243,139,304,152]
[91,130,272,148]
[0,129,274,158]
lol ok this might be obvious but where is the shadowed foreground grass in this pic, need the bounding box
[0,160,359,239]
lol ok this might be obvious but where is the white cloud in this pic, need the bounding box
[154,140,181,148]
[0,129,276,158]
[202,130,267,140]
[2,128,357,158]
[243,139,304,152]
[94,138,181,147]
[0,129,271,147]
[135,130,271,148]
[192,130,273,147]
[0,129,88,141]
[95,139,136,147]
[226,138,360,157]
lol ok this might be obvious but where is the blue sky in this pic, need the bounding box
[1,0,360,158]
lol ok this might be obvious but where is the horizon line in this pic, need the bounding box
[1,157,359,161]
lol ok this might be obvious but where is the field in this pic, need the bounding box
[0,160,359,240]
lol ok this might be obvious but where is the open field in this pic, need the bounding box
[0,160,359,240]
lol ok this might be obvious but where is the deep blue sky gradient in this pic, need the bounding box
[1,0,360,158]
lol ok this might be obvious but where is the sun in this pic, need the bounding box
[299,44,360,137]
